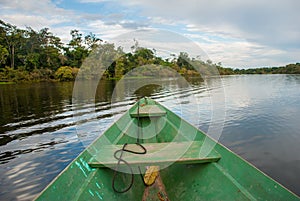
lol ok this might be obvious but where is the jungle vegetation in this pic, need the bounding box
[0,20,299,83]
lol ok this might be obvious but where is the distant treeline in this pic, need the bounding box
[0,19,299,82]
[229,63,300,74]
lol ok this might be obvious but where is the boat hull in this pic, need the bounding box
[35,98,299,200]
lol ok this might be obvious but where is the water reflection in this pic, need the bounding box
[0,141,84,200]
[134,84,162,98]
[0,75,300,200]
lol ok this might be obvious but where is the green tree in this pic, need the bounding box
[65,30,90,68]
[85,32,102,51]
[38,28,63,70]
[0,20,25,69]
[177,52,193,70]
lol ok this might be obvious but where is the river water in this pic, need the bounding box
[0,74,299,200]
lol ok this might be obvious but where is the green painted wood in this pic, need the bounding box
[35,97,300,201]
[88,141,221,168]
[130,104,166,117]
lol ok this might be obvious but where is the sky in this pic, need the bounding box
[0,0,299,68]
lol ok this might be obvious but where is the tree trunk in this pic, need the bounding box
[11,45,14,69]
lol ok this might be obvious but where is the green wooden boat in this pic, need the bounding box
[35,97,299,200]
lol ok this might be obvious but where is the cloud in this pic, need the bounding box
[0,0,146,42]
[0,0,68,16]
[0,0,76,43]
[127,0,300,49]
[0,14,68,30]
[0,0,128,43]
[198,41,286,68]
[0,0,74,29]
[86,20,135,40]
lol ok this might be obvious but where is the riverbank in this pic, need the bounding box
[1,63,300,83]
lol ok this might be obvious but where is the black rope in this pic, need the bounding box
[112,143,133,193]
[112,143,147,193]
[123,143,147,154]
[112,98,149,193]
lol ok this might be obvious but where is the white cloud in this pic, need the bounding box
[123,0,300,47]
[0,0,75,31]
[0,14,68,30]
[198,40,295,68]
[0,0,143,43]
[0,0,68,15]
[86,20,132,39]
[185,23,243,41]
[0,0,109,43]
[148,17,178,26]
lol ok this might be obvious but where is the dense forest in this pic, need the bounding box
[0,20,299,83]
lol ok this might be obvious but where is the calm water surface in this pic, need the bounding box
[0,74,300,200]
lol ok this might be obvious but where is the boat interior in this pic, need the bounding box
[36,98,299,200]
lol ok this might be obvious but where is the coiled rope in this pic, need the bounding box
[112,98,148,193]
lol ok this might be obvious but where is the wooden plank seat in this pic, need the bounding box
[88,141,221,168]
[130,105,166,118]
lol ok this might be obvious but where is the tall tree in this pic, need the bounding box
[65,30,102,68]
[65,30,88,68]
[84,32,102,51]
[0,20,24,69]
